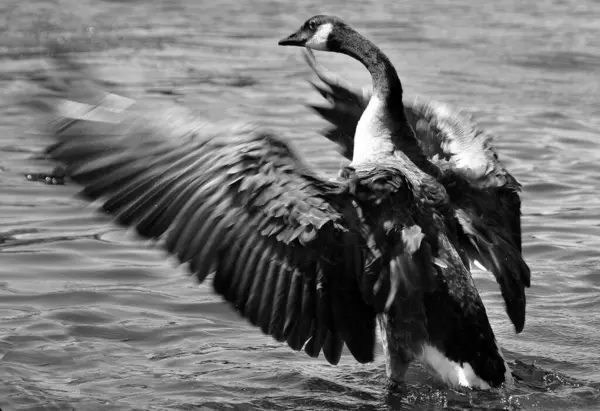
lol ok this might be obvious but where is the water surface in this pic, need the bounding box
[1,0,600,409]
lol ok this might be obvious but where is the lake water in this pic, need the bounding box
[1,0,600,410]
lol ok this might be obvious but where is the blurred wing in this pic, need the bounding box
[303,49,530,332]
[18,45,404,365]
[303,49,368,159]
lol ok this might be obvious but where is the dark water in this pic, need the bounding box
[1,0,600,409]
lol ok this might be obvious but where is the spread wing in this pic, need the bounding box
[17,45,437,365]
[303,49,530,333]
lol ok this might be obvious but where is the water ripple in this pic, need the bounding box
[1,0,600,409]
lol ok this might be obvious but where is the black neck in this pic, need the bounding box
[330,26,439,176]
[333,27,403,106]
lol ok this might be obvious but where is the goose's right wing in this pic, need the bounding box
[400,102,530,333]
[303,49,530,333]
[18,45,433,365]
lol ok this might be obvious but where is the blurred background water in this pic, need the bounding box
[1,0,600,409]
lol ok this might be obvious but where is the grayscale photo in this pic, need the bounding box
[0,0,598,410]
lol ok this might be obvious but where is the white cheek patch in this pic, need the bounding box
[305,23,333,51]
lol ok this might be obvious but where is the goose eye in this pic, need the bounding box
[308,21,316,31]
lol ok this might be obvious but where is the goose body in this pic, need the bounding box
[280,15,527,388]
[20,28,510,390]
[281,16,530,334]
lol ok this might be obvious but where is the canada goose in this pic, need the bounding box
[279,15,530,335]
[20,40,511,390]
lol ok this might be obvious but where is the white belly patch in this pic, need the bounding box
[419,344,492,390]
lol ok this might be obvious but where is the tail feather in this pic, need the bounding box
[424,234,511,389]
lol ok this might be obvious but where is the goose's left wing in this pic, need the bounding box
[17,45,436,365]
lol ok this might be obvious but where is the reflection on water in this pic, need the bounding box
[1,0,600,409]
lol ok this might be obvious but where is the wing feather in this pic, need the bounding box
[18,46,439,365]
[303,49,530,333]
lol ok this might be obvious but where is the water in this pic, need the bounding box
[1,0,599,409]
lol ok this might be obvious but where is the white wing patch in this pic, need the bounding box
[305,23,333,51]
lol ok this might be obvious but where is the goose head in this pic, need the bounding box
[278,15,347,52]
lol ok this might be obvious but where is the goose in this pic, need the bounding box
[19,40,511,390]
[278,15,530,335]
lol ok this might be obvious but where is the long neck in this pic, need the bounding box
[334,28,436,174]
[336,29,403,106]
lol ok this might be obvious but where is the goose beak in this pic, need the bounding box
[278,30,307,47]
